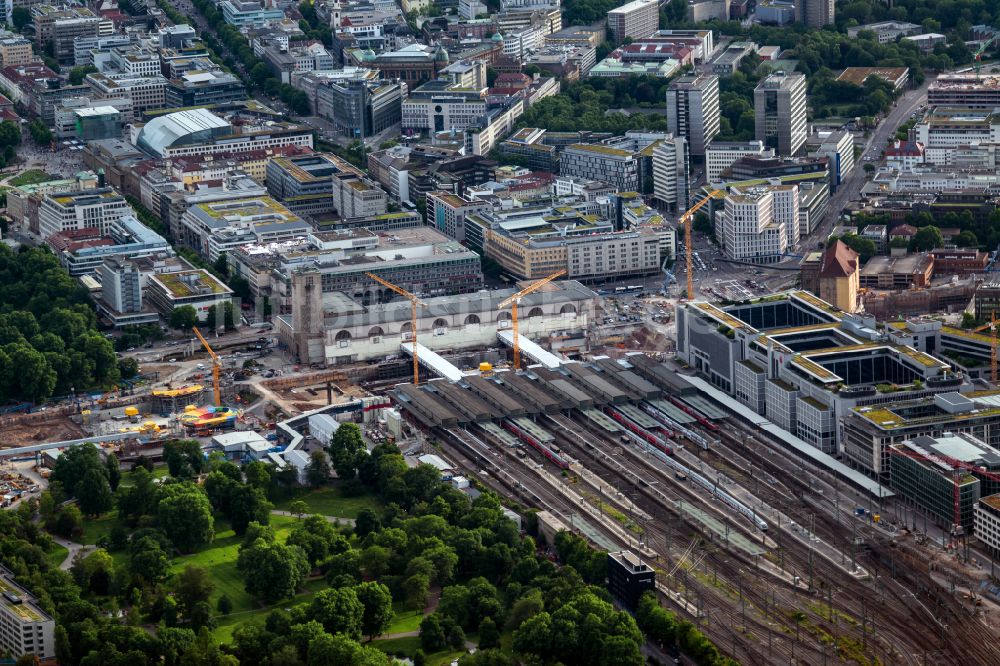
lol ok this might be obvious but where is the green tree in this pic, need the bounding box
[174,565,215,615]
[157,483,215,551]
[237,538,310,603]
[310,587,364,639]
[355,581,394,641]
[478,616,500,649]
[217,594,232,615]
[228,485,271,536]
[955,230,979,248]
[305,449,331,487]
[910,225,944,251]
[77,467,113,516]
[51,443,105,497]
[11,6,30,30]
[105,452,121,492]
[169,305,199,330]
[419,614,447,653]
[28,120,52,145]
[329,422,365,480]
[289,499,308,518]
[834,233,877,264]
[128,535,169,585]
[163,439,205,479]
[223,301,236,331]
[354,507,381,538]
[68,65,97,84]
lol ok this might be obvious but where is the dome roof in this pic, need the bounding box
[135,108,229,158]
[491,32,503,42]
[434,44,449,62]
[361,48,376,61]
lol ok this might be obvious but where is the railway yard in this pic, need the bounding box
[393,353,1000,665]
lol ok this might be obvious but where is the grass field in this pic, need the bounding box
[45,544,68,570]
[274,485,383,519]
[78,511,120,546]
[385,606,423,634]
[373,636,465,665]
[169,514,299,617]
[7,169,57,187]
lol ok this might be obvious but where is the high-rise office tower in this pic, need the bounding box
[754,72,807,156]
[666,74,720,158]
[795,0,834,27]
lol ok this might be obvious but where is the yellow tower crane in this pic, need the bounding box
[497,269,566,370]
[972,312,999,382]
[366,272,427,385]
[192,326,223,407]
[680,189,725,300]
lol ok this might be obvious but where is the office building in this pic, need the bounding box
[262,41,335,84]
[220,0,285,27]
[179,196,311,261]
[86,72,168,120]
[607,0,658,42]
[717,185,799,263]
[98,257,142,314]
[33,5,112,65]
[607,551,656,610]
[975,495,1000,556]
[890,433,1000,533]
[365,43,450,85]
[846,21,921,42]
[705,140,773,182]
[560,144,639,192]
[146,269,235,321]
[794,0,834,27]
[73,34,131,66]
[928,74,1000,109]
[808,130,855,190]
[688,0,730,21]
[265,153,340,217]
[38,187,134,239]
[47,214,174,276]
[54,96,131,138]
[164,69,246,108]
[426,191,490,242]
[754,72,808,156]
[0,565,55,660]
[666,74,720,157]
[651,135,690,213]
[711,41,756,75]
[0,31,32,66]
[332,164,388,219]
[316,77,403,138]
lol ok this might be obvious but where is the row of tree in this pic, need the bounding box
[0,245,123,403]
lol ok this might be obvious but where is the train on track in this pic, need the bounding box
[606,407,673,455]
[667,397,719,432]
[502,419,570,470]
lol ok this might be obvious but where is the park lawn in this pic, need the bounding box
[169,514,300,617]
[372,636,465,665]
[79,511,120,545]
[8,169,57,187]
[385,606,423,634]
[45,543,68,570]
[117,464,170,487]
[274,484,383,519]
[212,584,321,643]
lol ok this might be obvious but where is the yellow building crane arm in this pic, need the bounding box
[366,272,427,385]
[679,189,724,301]
[498,269,566,370]
[192,326,222,407]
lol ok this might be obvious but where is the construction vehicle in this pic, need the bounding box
[192,326,222,406]
[497,269,566,370]
[366,273,426,384]
[679,189,725,300]
[971,312,998,382]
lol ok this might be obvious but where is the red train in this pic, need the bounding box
[502,419,570,470]
[606,407,674,456]
[668,397,719,432]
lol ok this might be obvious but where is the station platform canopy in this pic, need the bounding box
[497,330,563,369]
[400,342,465,382]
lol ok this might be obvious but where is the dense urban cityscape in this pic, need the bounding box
[1,0,1000,664]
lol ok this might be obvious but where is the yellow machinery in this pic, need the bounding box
[679,189,724,300]
[497,270,566,370]
[972,312,999,382]
[192,326,222,406]
[366,273,427,385]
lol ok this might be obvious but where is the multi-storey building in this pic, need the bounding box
[315,77,403,138]
[179,196,311,261]
[717,185,799,262]
[265,153,340,217]
[560,144,639,192]
[164,69,246,108]
[705,140,774,182]
[795,0,834,27]
[47,214,173,276]
[146,269,235,321]
[976,494,1000,556]
[38,187,134,239]
[73,34,131,66]
[133,108,313,159]
[262,41,335,84]
[101,46,161,77]
[365,43,450,85]
[402,78,486,134]
[0,31,32,66]
[220,0,284,27]
[86,72,168,120]
[606,0,659,43]
[426,191,490,242]
[33,5,112,64]
[651,135,690,213]
[332,164,388,219]
[98,257,142,314]
[754,71,808,156]
[927,74,1000,109]
[846,21,921,42]
[0,565,55,660]
[807,129,854,190]
[666,74,720,157]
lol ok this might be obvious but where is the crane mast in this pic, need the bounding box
[366,273,427,384]
[497,270,566,370]
[192,326,222,407]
